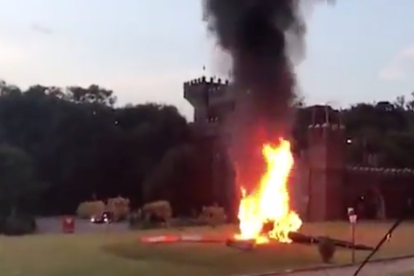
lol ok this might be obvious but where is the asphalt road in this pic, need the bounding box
[35,217,130,234]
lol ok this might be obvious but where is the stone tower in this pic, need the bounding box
[306,105,346,221]
[183,76,232,125]
[183,76,236,211]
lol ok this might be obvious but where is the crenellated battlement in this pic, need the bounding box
[305,105,344,128]
[346,166,414,175]
[183,76,233,122]
[307,123,345,129]
[183,76,230,88]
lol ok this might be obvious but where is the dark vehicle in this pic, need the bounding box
[90,211,113,224]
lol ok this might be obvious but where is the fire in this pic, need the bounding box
[235,138,302,244]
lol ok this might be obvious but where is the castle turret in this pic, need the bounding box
[306,105,346,221]
[183,76,231,125]
[183,76,235,214]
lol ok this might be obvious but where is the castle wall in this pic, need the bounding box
[295,158,414,221]
[344,168,414,219]
[184,79,414,221]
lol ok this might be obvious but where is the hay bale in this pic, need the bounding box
[76,200,105,219]
[200,205,226,227]
[142,200,172,226]
[107,196,130,221]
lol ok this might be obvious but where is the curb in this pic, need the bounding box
[237,254,414,276]
[140,233,229,243]
[140,234,226,243]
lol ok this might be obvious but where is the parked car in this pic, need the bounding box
[90,211,113,224]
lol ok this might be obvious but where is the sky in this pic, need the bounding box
[0,0,413,120]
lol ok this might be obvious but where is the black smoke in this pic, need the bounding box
[203,0,331,201]
[203,0,305,130]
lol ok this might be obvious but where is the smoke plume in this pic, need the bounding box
[202,0,330,198]
[203,0,306,130]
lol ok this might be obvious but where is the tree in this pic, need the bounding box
[0,79,192,214]
[66,85,117,106]
[142,144,196,201]
[0,144,42,216]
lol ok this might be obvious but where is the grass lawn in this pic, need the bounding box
[1,222,414,276]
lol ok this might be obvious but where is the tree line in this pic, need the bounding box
[0,81,202,218]
[0,79,414,220]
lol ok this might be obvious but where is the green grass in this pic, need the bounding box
[1,222,414,276]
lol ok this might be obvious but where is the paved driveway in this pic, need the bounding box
[35,217,130,234]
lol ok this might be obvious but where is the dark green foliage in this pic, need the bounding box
[0,144,40,205]
[317,236,336,263]
[0,80,195,216]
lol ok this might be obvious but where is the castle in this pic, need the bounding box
[183,76,414,221]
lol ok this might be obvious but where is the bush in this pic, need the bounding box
[318,236,336,263]
[107,196,130,221]
[76,200,105,219]
[128,208,174,230]
[1,215,37,236]
[142,200,172,227]
[199,205,226,227]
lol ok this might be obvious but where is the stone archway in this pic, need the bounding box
[352,186,385,220]
[352,195,369,219]
[371,186,386,220]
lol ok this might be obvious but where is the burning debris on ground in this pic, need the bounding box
[226,238,256,251]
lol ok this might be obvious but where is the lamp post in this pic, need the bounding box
[348,207,358,263]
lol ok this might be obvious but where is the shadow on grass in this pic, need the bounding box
[101,239,330,275]
[102,242,148,261]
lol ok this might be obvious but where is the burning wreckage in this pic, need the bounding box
[142,0,373,253]
[140,140,373,252]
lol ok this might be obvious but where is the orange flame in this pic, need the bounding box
[235,138,302,244]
